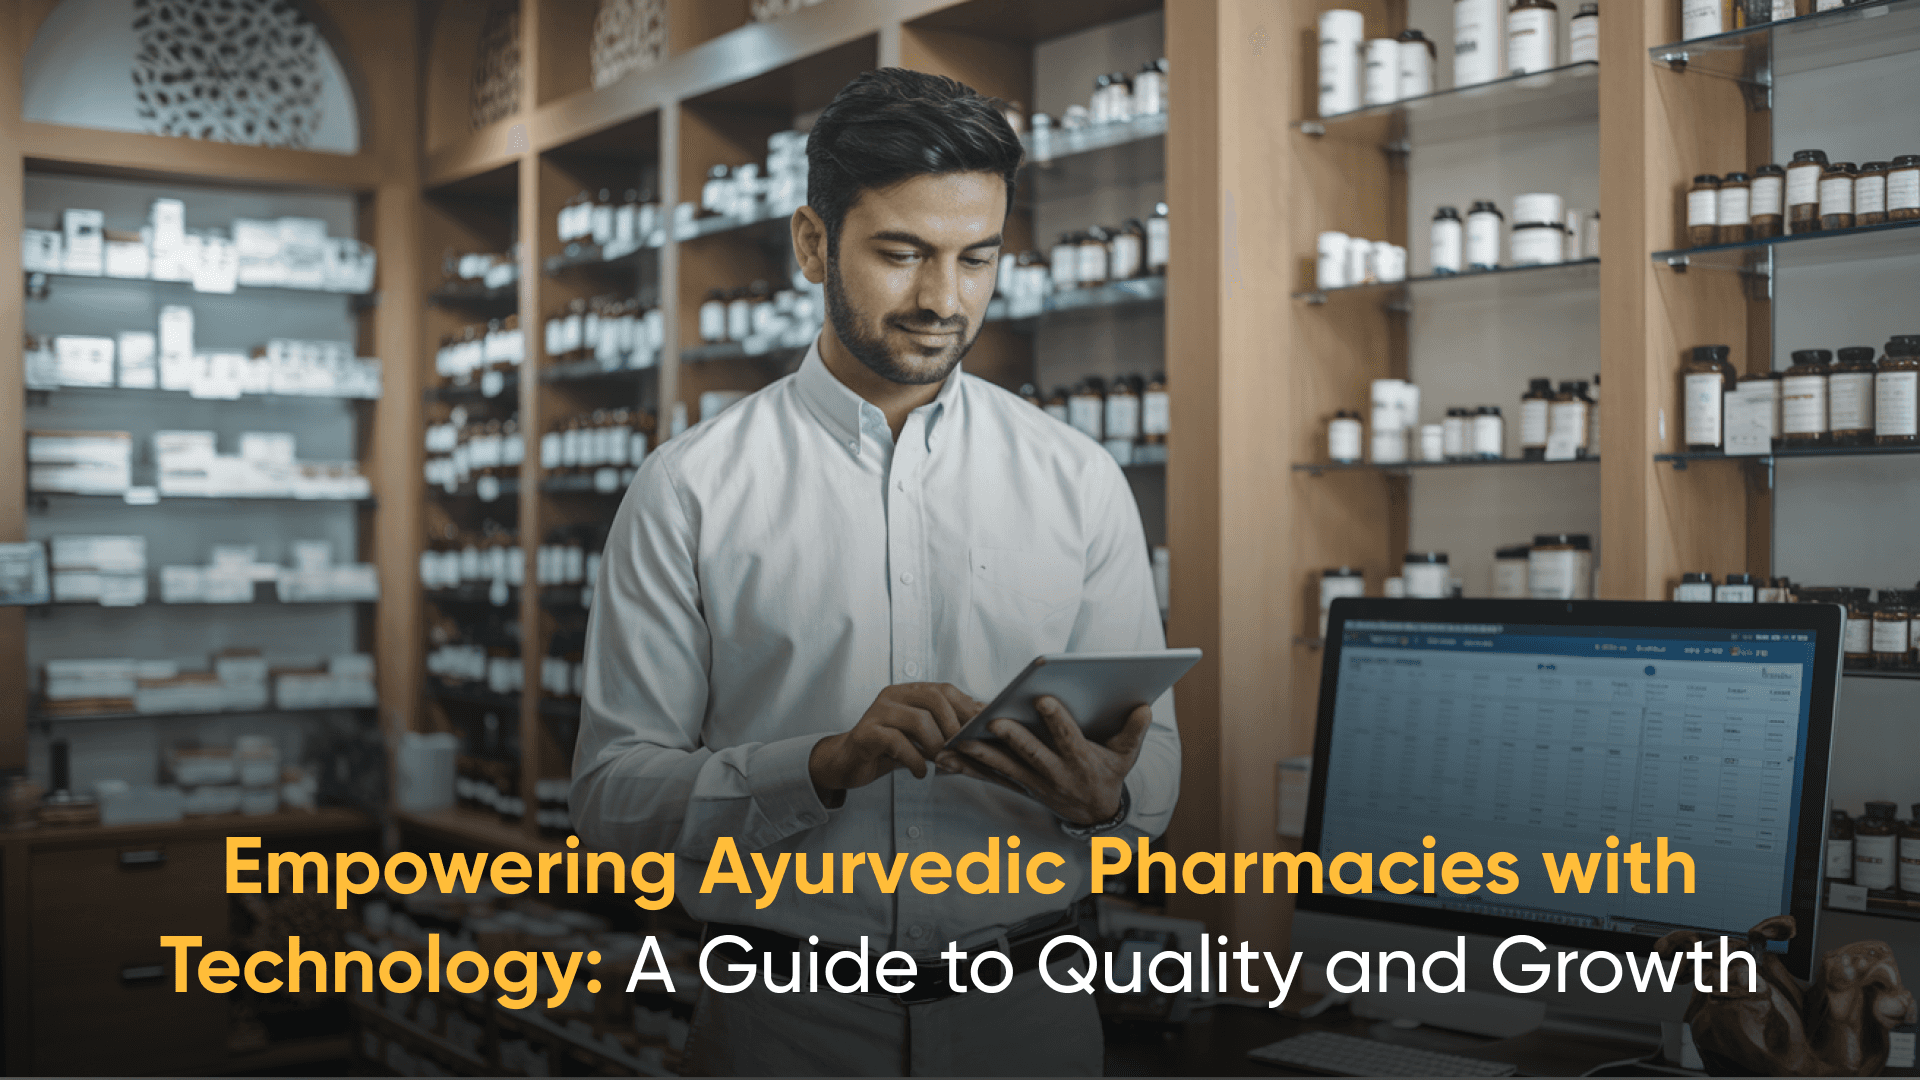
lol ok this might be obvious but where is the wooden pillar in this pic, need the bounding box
[0,1,26,773]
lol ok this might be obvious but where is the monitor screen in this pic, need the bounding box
[1301,599,1842,978]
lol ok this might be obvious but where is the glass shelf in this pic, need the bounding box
[541,358,657,383]
[425,584,518,608]
[1293,257,1600,306]
[680,340,807,364]
[1651,0,1915,89]
[29,703,372,727]
[541,473,631,496]
[428,280,518,310]
[1018,113,1166,206]
[675,206,795,244]
[29,385,377,406]
[1298,63,1599,149]
[24,269,373,307]
[988,275,1166,328]
[542,237,663,276]
[1656,442,1920,468]
[1654,219,1920,277]
[1295,456,1599,476]
[30,491,373,508]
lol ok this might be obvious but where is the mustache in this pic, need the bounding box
[888,314,969,335]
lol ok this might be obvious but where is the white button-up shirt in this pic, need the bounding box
[570,341,1179,949]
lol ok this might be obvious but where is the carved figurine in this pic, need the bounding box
[1654,916,1916,1076]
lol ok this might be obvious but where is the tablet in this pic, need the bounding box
[946,649,1203,747]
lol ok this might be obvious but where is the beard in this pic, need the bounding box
[824,253,978,386]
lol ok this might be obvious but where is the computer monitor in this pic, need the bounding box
[1300,598,1844,983]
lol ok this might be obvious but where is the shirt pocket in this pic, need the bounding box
[968,545,1082,624]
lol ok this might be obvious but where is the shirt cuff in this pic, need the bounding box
[745,732,838,846]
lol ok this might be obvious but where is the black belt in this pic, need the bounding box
[702,900,1090,1006]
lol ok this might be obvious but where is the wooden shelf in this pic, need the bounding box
[1294,457,1601,476]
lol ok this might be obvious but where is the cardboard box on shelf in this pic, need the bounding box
[22,228,62,273]
[233,218,283,286]
[53,336,116,388]
[27,430,133,495]
[149,199,188,281]
[157,305,195,390]
[277,218,329,289]
[117,331,158,389]
[50,535,146,574]
[103,229,150,279]
[23,336,57,389]
[44,658,141,700]
[0,543,51,606]
[61,209,104,276]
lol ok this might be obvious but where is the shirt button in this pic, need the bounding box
[907,826,922,839]
[909,925,926,939]
[900,571,914,585]
[904,661,920,677]
[847,439,858,451]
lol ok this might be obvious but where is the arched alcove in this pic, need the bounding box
[21,0,361,154]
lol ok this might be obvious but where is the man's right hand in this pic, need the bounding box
[809,683,982,807]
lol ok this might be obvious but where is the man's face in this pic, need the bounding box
[824,171,1006,386]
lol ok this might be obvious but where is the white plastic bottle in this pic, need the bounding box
[1453,0,1506,87]
[1319,10,1366,117]
[1506,0,1559,76]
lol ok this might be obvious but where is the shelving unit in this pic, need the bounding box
[1294,456,1601,476]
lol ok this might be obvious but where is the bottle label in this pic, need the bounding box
[1068,396,1103,440]
[1431,220,1464,273]
[1520,399,1550,447]
[1781,375,1828,434]
[1846,617,1872,655]
[1857,176,1887,216]
[1874,619,1911,654]
[1329,419,1363,462]
[1548,400,1588,456]
[1493,561,1530,599]
[1687,188,1718,227]
[1506,9,1556,74]
[1717,186,1751,226]
[1902,836,1920,893]
[1511,227,1562,266]
[1830,372,1874,431]
[1142,391,1171,435]
[1682,0,1722,39]
[1146,220,1170,270]
[1829,838,1853,878]
[1105,395,1141,440]
[1787,165,1821,207]
[1684,374,1724,445]
[1820,175,1854,216]
[1876,371,1919,437]
[1772,0,1796,17]
[1858,834,1896,890]
[1472,415,1503,456]
[1397,40,1434,98]
[1466,215,1501,268]
[1890,170,1920,211]
[1568,17,1598,64]
[1527,551,1583,600]
[1453,0,1502,86]
[1750,175,1784,216]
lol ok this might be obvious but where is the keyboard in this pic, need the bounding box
[1248,1030,1518,1076]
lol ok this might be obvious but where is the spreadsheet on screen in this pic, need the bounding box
[1318,619,1818,941]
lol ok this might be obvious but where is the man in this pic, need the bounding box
[570,68,1179,1076]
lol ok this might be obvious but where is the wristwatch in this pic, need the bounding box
[1058,786,1131,838]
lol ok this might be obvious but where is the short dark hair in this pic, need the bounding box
[806,68,1023,255]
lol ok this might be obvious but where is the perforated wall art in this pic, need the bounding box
[470,0,522,130]
[129,0,326,147]
[589,0,666,90]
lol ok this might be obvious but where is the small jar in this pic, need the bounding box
[1319,567,1366,637]
[1716,172,1752,244]
[1856,161,1891,227]
[1493,544,1532,598]
[698,289,727,342]
[1890,156,1920,222]
[1466,201,1503,270]
[1781,349,1832,445]
[1510,222,1564,266]
[1404,553,1450,599]
[1142,373,1170,446]
[1683,345,1737,451]
[1829,346,1878,446]
[1396,30,1437,99]
[1110,220,1146,280]
[1471,405,1504,460]
[1329,410,1364,463]
[1687,174,1721,247]
[1051,233,1081,291]
[1077,227,1111,286]
[1857,801,1898,892]
[1827,807,1858,883]
[1758,577,1795,603]
[1829,807,1856,884]
[1506,0,1559,75]
[1786,149,1828,234]
[1549,381,1592,458]
[1716,572,1758,603]
[1674,572,1715,602]
[1877,336,1920,445]
[1873,590,1912,671]
[1749,163,1786,239]
[1529,534,1593,600]
[1420,423,1446,462]
[1431,206,1465,275]
[1520,377,1555,460]
[1845,588,1875,670]
[1145,203,1170,275]
[1682,0,1723,39]
[1739,370,1782,445]
[1442,407,1470,460]
[1900,807,1920,894]
[1819,162,1856,231]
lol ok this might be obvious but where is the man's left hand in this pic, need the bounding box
[937,697,1151,826]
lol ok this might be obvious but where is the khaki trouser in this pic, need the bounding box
[682,964,1104,1076]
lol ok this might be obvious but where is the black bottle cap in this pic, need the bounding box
[1691,345,1731,363]
[1496,544,1532,559]
[1323,566,1364,578]
[1724,573,1758,586]
[1403,552,1449,564]
[1469,200,1503,216]
[1838,347,1877,365]
[1434,206,1461,220]
[1825,162,1857,174]
[1681,572,1715,584]
[1790,149,1830,165]
[1790,349,1833,365]
[1753,163,1786,176]
[1862,161,1891,172]
[1894,155,1920,168]
[1528,378,1554,393]
[1693,175,1720,185]
[1481,405,1502,415]
[1723,171,1750,183]
[1397,28,1429,41]
[1534,534,1593,549]
[1557,381,1581,393]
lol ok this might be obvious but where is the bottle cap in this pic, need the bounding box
[1681,572,1715,584]
[1398,28,1429,41]
[1469,200,1503,216]
[1323,567,1364,578]
[1434,205,1461,220]
[1722,171,1750,183]
[1790,349,1833,365]
[1838,347,1877,365]
[1724,573,1758,585]
[1693,174,1720,185]
[1867,800,1899,819]
[1496,544,1532,559]
[1529,378,1554,393]
[1862,161,1891,172]
[1403,552,1449,564]
[1790,149,1829,165]
[1754,163,1786,176]
[1825,161,1857,173]
[1534,534,1593,549]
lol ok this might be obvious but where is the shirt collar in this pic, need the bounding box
[794,336,965,456]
